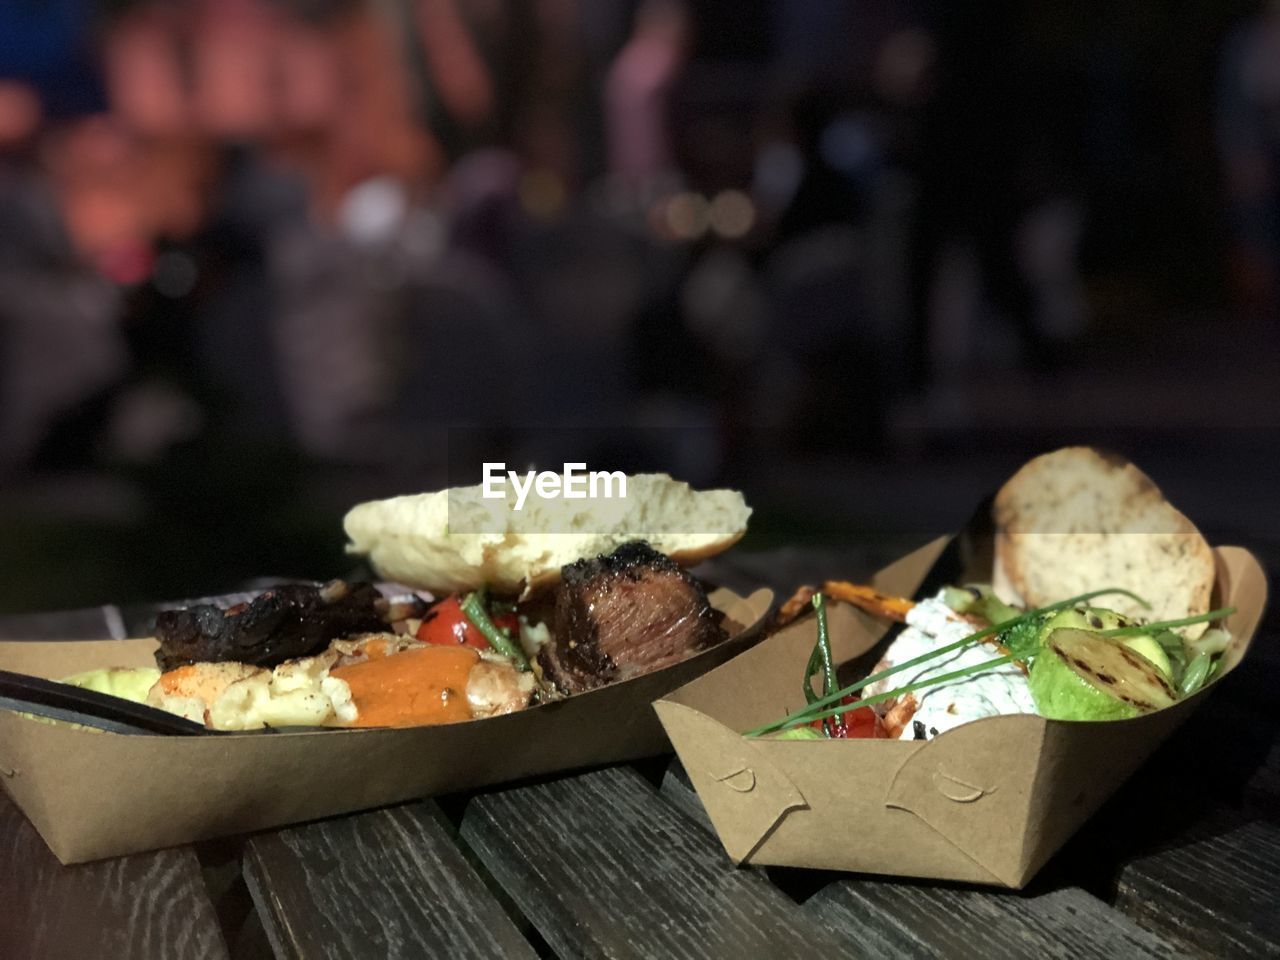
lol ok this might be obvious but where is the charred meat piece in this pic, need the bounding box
[154,580,395,671]
[537,541,726,694]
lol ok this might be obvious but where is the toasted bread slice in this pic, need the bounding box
[343,473,750,597]
[993,448,1215,638]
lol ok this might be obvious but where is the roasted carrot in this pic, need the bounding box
[819,582,916,622]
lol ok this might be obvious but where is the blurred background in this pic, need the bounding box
[1,0,1278,611]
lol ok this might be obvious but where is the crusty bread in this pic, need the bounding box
[993,448,1215,638]
[343,473,750,597]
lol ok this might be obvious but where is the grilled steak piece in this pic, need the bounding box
[154,580,393,671]
[537,541,726,695]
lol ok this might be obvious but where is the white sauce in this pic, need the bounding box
[864,593,1036,740]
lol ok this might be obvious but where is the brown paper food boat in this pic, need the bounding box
[0,586,772,864]
[655,540,1267,889]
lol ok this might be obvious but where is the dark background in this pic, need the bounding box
[1,0,1277,611]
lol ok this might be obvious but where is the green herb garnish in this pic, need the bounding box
[775,653,1019,733]
[802,644,822,705]
[811,593,838,736]
[744,587,1149,738]
[1098,607,1235,638]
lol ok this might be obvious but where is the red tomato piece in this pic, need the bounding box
[810,700,887,739]
[416,596,488,649]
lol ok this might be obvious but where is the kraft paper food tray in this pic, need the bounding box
[0,586,772,864]
[655,539,1268,889]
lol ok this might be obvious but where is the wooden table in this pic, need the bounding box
[1,546,1277,960]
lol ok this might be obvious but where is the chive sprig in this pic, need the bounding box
[745,586,1151,738]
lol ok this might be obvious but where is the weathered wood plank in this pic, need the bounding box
[813,879,1187,960]
[244,803,536,960]
[459,764,850,959]
[659,759,1186,959]
[1051,691,1280,957]
[0,790,228,960]
[1111,810,1280,959]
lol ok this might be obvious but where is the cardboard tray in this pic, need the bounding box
[0,586,772,864]
[655,539,1268,888]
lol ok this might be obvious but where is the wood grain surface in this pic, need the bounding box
[459,764,849,959]
[0,791,228,960]
[244,803,536,960]
[1059,676,1280,958]
[1112,811,1280,960]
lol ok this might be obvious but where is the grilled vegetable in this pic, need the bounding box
[1119,634,1173,679]
[942,584,1020,625]
[819,582,915,622]
[1029,628,1178,721]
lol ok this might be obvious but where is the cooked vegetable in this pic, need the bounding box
[746,587,1150,738]
[811,701,886,739]
[820,582,915,622]
[460,590,530,670]
[772,726,824,741]
[942,584,1019,625]
[1029,628,1178,721]
[1150,629,1188,686]
[1179,651,1212,697]
[1186,627,1231,657]
[1120,634,1173,679]
[63,667,161,704]
[417,596,490,650]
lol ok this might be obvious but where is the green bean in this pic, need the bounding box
[461,590,530,671]
[1179,651,1212,697]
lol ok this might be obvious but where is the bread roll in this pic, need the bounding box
[993,447,1215,637]
[343,473,750,597]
